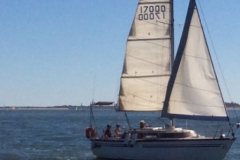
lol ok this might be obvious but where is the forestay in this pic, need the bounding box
[161,0,228,121]
[118,0,172,111]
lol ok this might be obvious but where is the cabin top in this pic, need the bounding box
[93,101,114,106]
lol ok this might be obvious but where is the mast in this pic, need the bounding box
[170,0,174,68]
[170,0,175,127]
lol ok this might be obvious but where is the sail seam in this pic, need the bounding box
[166,113,228,121]
[120,99,161,108]
[139,2,170,5]
[174,82,220,95]
[120,99,160,107]
[169,100,224,108]
[156,20,171,26]
[126,54,169,67]
[128,38,170,41]
[183,54,210,61]
[122,74,170,78]
[122,73,169,87]
[127,39,170,49]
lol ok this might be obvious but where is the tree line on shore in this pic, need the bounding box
[225,102,240,108]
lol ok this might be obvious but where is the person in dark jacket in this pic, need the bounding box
[104,124,112,138]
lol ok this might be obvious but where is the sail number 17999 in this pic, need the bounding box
[138,5,166,21]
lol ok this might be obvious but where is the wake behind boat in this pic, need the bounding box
[86,0,237,159]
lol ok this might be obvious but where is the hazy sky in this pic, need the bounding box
[0,0,239,106]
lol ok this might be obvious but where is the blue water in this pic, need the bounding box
[0,108,239,160]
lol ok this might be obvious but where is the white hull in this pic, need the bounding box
[91,138,235,160]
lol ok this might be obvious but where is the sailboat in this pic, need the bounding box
[86,0,236,159]
[76,103,85,111]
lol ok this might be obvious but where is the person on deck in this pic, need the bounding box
[104,124,112,138]
[114,124,122,137]
[140,120,146,129]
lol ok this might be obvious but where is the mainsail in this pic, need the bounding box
[118,0,173,111]
[162,0,228,121]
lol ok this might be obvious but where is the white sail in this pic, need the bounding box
[162,0,228,120]
[118,0,172,111]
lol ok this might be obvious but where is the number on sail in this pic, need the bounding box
[138,5,166,20]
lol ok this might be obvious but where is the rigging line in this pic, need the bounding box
[175,23,183,27]
[126,54,168,67]
[197,0,239,123]
[113,82,120,103]
[134,16,198,29]
[134,18,170,29]
[90,104,98,136]
[158,117,170,126]
[174,23,201,29]
[125,113,132,130]
[92,74,96,101]
[174,23,200,27]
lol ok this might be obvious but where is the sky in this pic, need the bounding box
[0,0,239,106]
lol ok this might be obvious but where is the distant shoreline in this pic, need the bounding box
[0,105,87,110]
[0,107,69,110]
[0,106,239,111]
[226,107,240,110]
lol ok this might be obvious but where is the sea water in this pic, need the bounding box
[0,108,239,160]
